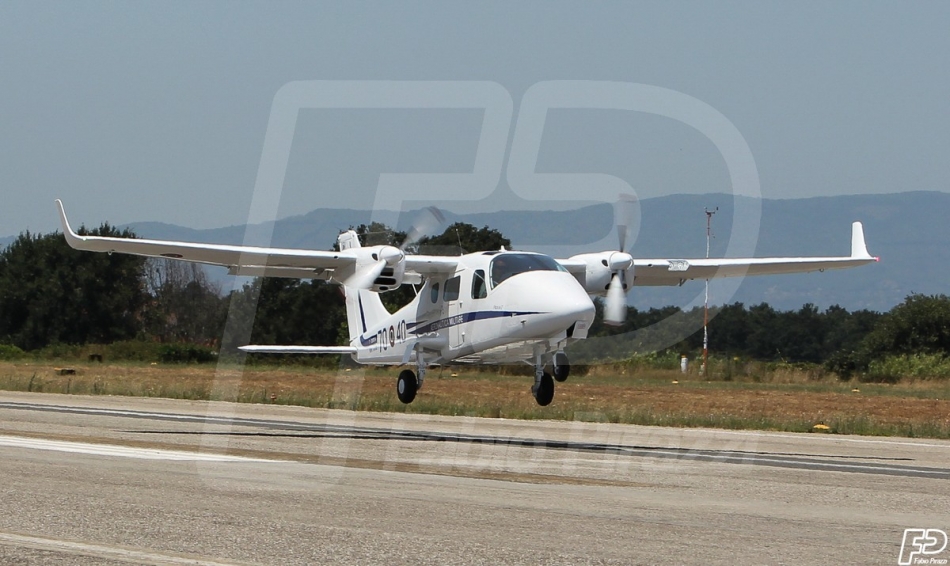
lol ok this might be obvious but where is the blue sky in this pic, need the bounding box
[1,1,947,234]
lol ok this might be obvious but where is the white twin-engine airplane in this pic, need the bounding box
[56,198,877,406]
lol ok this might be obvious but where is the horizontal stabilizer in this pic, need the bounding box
[239,345,357,355]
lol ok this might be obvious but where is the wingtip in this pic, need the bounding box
[850,221,873,260]
[55,199,80,243]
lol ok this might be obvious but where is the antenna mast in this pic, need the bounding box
[703,207,718,375]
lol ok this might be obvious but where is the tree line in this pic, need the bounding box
[0,221,947,378]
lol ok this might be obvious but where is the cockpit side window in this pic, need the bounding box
[430,282,440,303]
[489,253,567,288]
[443,276,460,302]
[471,269,487,299]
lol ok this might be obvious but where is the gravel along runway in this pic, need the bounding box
[0,391,947,565]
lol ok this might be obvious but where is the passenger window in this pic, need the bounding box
[471,269,487,299]
[443,276,460,302]
[430,282,440,303]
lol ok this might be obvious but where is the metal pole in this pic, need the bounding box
[703,207,717,375]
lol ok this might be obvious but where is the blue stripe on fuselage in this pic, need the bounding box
[409,310,542,335]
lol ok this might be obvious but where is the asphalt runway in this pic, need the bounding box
[0,391,947,565]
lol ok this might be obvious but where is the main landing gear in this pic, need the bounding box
[396,369,418,404]
[531,351,570,406]
[396,349,427,404]
[397,350,572,407]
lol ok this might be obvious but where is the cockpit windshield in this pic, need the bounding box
[489,253,567,288]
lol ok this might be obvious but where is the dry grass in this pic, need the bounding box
[2,361,949,438]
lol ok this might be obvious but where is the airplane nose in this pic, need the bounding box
[502,272,595,337]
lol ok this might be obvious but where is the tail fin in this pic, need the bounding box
[344,288,391,342]
[337,231,391,342]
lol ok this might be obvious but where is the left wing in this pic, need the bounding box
[559,221,878,287]
[632,221,877,286]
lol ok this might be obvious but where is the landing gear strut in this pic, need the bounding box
[531,350,555,406]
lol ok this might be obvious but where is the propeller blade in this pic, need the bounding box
[401,206,446,250]
[614,193,640,252]
[342,259,387,289]
[604,273,627,326]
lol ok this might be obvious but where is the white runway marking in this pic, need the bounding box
[0,435,277,462]
[0,531,250,565]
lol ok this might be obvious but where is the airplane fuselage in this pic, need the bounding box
[349,251,595,366]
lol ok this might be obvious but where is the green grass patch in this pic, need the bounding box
[1,361,948,439]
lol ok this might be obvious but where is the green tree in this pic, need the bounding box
[416,223,510,255]
[221,277,347,352]
[0,226,147,350]
[862,294,950,357]
[707,303,750,354]
[143,259,228,344]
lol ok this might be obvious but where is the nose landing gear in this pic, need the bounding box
[532,371,555,406]
[552,351,570,382]
[531,349,555,406]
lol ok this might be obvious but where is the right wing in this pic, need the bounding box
[57,200,460,281]
[57,200,354,278]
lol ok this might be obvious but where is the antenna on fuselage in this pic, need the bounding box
[455,226,463,255]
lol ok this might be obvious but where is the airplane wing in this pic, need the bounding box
[632,222,877,286]
[56,200,458,280]
[559,222,878,287]
[404,255,459,275]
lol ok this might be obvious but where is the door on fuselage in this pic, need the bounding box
[443,274,463,348]
[449,268,490,350]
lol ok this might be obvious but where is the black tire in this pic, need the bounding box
[397,369,417,404]
[533,372,555,406]
[553,352,570,382]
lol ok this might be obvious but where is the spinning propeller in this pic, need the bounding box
[604,194,640,326]
[342,207,446,289]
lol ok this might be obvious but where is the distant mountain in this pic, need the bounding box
[4,192,946,312]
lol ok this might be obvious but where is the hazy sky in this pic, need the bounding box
[1,1,948,235]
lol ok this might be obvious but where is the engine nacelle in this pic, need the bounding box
[365,245,407,292]
[568,252,635,295]
[370,258,406,292]
[332,244,410,292]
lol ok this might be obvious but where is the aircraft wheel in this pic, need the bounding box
[553,352,570,382]
[533,372,555,406]
[397,369,418,404]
